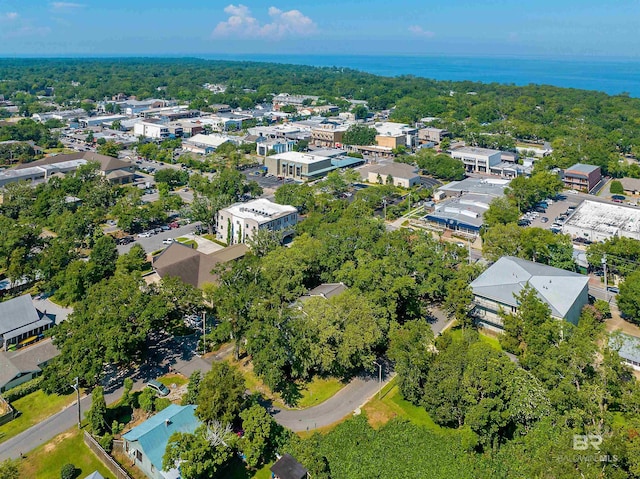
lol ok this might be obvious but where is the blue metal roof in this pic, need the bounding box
[330,156,365,168]
[123,404,200,473]
[610,333,640,364]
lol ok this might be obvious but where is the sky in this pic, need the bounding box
[0,0,639,58]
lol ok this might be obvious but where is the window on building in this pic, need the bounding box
[136,450,142,462]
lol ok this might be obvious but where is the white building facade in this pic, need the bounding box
[217,199,298,245]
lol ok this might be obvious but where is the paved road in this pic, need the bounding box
[116,222,202,254]
[270,366,394,432]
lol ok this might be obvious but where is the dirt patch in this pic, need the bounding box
[43,431,74,453]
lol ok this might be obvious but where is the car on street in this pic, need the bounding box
[162,238,174,245]
[146,379,170,397]
[607,286,620,294]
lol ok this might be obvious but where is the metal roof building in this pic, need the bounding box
[562,199,640,242]
[470,256,589,330]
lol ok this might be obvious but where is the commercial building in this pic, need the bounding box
[367,163,420,188]
[311,124,347,147]
[217,198,298,245]
[182,134,233,154]
[256,139,296,156]
[373,122,417,148]
[619,177,640,196]
[1,152,135,187]
[470,256,589,330]
[272,93,319,110]
[133,121,170,140]
[122,404,200,479]
[563,163,602,193]
[450,146,502,173]
[265,151,333,180]
[418,127,450,144]
[426,178,511,235]
[78,115,128,128]
[562,199,640,242]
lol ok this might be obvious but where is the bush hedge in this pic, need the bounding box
[2,376,43,403]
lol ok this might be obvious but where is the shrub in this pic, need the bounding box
[2,376,44,403]
[155,398,171,412]
[60,463,76,479]
[139,388,155,413]
[610,180,624,194]
[99,433,113,453]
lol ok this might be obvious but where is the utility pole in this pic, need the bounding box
[71,377,81,429]
[602,254,608,302]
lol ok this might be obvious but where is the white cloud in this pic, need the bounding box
[409,25,435,38]
[1,12,19,21]
[213,4,317,39]
[51,2,85,9]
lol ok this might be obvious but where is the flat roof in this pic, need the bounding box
[270,151,329,165]
[223,198,297,223]
[451,146,502,156]
[565,163,600,174]
[564,200,640,236]
[438,177,510,197]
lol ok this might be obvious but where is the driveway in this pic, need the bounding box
[269,365,394,432]
[32,295,72,324]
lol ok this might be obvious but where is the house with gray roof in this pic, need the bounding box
[470,256,589,330]
[0,339,59,393]
[610,333,640,371]
[0,294,55,351]
[122,404,200,479]
[271,454,309,479]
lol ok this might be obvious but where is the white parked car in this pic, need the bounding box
[138,231,151,238]
[162,238,174,245]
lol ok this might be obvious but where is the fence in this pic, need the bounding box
[0,397,15,427]
[83,431,132,479]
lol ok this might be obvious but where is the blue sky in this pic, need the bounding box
[0,0,638,58]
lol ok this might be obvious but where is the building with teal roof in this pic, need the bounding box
[122,404,200,479]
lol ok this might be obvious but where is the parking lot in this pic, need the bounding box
[116,221,202,254]
[521,194,583,231]
[241,166,297,190]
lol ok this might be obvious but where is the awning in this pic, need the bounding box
[4,318,53,342]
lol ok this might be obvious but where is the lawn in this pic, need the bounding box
[0,390,76,444]
[225,358,346,409]
[158,373,188,388]
[176,237,197,248]
[362,378,441,431]
[447,328,503,352]
[18,427,113,479]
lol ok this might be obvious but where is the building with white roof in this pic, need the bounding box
[451,146,502,173]
[372,122,418,148]
[562,199,640,242]
[182,134,233,154]
[265,151,334,180]
[470,256,589,330]
[217,198,298,245]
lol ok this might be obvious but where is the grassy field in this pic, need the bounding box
[18,427,113,479]
[447,328,503,352]
[0,390,76,444]
[157,373,188,388]
[363,379,442,431]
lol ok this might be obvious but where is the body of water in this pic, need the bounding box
[202,53,640,98]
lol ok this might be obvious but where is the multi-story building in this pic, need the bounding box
[265,151,334,180]
[450,146,502,173]
[257,139,296,156]
[217,198,298,245]
[562,163,602,192]
[418,127,450,144]
[272,93,319,110]
[311,125,347,147]
[470,256,589,331]
[133,121,170,139]
[372,122,418,148]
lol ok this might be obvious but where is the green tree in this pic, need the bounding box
[97,140,122,157]
[87,386,108,435]
[388,319,435,403]
[87,234,118,284]
[415,149,465,181]
[483,197,521,227]
[246,228,281,257]
[342,124,377,146]
[121,378,133,407]
[139,387,156,413]
[60,463,76,479]
[618,270,640,325]
[163,425,233,479]
[182,370,202,406]
[115,244,148,274]
[0,459,20,479]
[240,404,277,467]
[196,362,245,424]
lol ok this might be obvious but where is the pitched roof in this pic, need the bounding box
[270,454,308,479]
[306,283,348,299]
[370,163,419,180]
[122,404,200,474]
[83,472,105,479]
[0,294,41,336]
[470,256,589,319]
[0,339,59,387]
[153,242,247,288]
[610,333,640,364]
